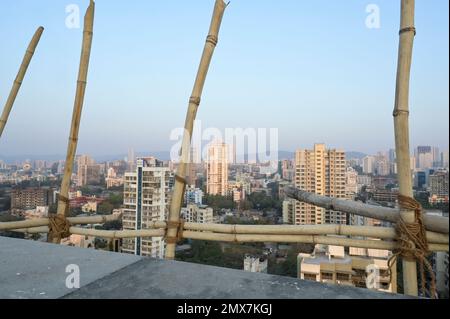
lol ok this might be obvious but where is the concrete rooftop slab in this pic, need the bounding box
[0,237,411,299]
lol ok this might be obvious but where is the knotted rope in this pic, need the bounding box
[48,214,71,242]
[165,220,185,244]
[48,195,71,242]
[388,195,436,298]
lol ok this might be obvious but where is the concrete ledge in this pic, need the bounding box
[0,237,411,299]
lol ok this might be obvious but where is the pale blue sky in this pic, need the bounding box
[0,0,448,158]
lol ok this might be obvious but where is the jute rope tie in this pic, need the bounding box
[388,195,436,298]
[165,220,185,244]
[48,195,72,242]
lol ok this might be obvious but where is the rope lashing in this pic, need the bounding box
[165,220,185,244]
[48,195,72,242]
[48,214,71,242]
[388,195,436,298]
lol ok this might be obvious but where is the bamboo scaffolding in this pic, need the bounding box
[56,0,95,230]
[68,227,165,239]
[284,186,449,234]
[165,0,228,259]
[0,214,119,231]
[0,27,44,138]
[181,231,448,252]
[7,224,448,251]
[182,223,449,244]
[4,219,448,244]
[393,0,417,296]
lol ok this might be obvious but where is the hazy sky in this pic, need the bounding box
[0,0,448,158]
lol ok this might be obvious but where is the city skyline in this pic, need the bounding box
[0,0,448,156]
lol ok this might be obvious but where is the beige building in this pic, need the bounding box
[122,158,171,259]
[206,142,229,196]
[298,244,395,293]
[181,204,214,224]
[76,155,101,187]
[105,167,123,189]
[294,144,346,225]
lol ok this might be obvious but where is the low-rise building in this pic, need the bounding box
[298,244,395,293]
[244,254,268,273]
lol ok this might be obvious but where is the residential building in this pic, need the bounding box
[294,144,346,225]
[415,146,433,170]
[345,167,358,199]
[244,254,268,273]
[11,187,54,210]
[76,155,101,186]
[181,204,214,224]
[206,142,229,196]
[428,170,449,204]
[184,185,203,205]
[122,158,171,259]
[363,156,375,174]
[298,244,395,293]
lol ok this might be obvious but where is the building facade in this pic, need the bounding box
[294,144,346,225]
[122,158,171,259]
[11,187,54,210]
[206,142,229,196]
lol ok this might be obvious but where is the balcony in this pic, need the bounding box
[0,236,411,299]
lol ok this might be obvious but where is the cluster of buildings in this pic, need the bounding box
[1,142,448,297]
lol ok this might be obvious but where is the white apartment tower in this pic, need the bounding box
[206,142,229,196]
[294,144,346,225]
[122,158,171,259]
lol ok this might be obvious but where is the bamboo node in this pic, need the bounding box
[48,214,71,242]
[189,96,201,106]
[206,35,218,46]
[388,195,436,298]
[175,174,187,185]
[392,109,409,117]
[399,26,416,36]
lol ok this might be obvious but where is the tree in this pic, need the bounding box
[97,201,114,215]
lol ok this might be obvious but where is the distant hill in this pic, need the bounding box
[346,151,367,160]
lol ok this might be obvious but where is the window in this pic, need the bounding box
[303,273,317,281]
[321,272,333,281]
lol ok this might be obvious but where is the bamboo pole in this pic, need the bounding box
[284,186,449,234]
[0,214,119,231]
[9,225,448,251]
[55,0,95,231]
[393,0,417,296]
[0,27,44,138]
[165,0,228,259]
[68,227,165,239]
[181,231,449,252]
[4,220,447,244]
[183,223,448,244]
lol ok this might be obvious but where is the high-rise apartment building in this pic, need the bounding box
[76,155,101,187]
[415,146,433,169]
[294,144,346,225]
[122,157,172,259]
[206,142,229,196]
[362,156,375,174]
